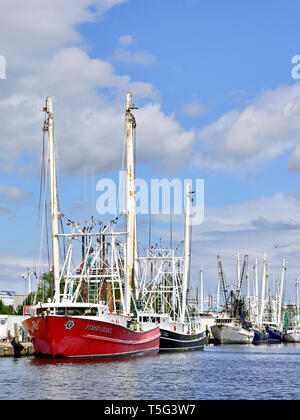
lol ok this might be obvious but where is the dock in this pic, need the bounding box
[0,342,35,357]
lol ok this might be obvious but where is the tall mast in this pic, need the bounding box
[217,255,228,311]
[237,252,241,292]
[259,253,267,326]
[200,266,204,313]
[125,92,137,315]
[216,264,221,311]
[277,258,286,326]
[44,96,60,303]
[181,184,192,322]
[254,258,258,302]
[296,278,299,323]
[237,254,248,301]
[253,257,259,325]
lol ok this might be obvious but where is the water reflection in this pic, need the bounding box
[1,344,300,400]
[29,352,159,367]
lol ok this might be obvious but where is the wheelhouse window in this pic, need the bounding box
[37,307,98,316]
[66,307,98,316]
[139,316,160,323]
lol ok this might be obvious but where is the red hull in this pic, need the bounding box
[22,316,160,358]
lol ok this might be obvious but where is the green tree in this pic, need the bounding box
[0,299,15,315]
[24,271,65,304]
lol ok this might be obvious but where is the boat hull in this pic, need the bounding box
[211,324,254,344]
[266,326,282,342]
[253,329,269,344]
[283,330,300,343]
[159,328,206,351]
[22,316,160,358]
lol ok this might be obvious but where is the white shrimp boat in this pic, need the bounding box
[212,255,254,344]
[283,328,300,343]
[283,278,300,343]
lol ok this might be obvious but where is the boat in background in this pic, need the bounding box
[252,257,286,344]
[138,312,205,351]
[253,328,269,344]
[283,279,300,343]
[283,328,300,343]
[136,186,206,351]
[211,314,254,344]
[266,325,282,342]
[211,255,254,344]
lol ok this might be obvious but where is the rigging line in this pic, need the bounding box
[44,142,51,272]
[148,211,151,248]
[37,138,49,282]
[51,118,67,261]
[84,165,87,225]
[170,208,173,250]
[33,121,47,305]
[45,199,50,271]
[117,120,127,216]
[35,126,46,268]
[91,166,95,221]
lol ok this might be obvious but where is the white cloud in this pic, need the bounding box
[0,255,47,293]
[149,192,300,299]
[0,1,194,177]
[119,34,135,47]
[0,1,128,74]
[180,101,206,117]
[45,47,157,97]
[110,47,157,66]
[193,83,300,171]
[0,185,31,203]
[0,206,12,215]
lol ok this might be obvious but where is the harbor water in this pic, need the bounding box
[0,343,299,400]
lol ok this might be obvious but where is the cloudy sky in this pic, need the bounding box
[1,0,300,303]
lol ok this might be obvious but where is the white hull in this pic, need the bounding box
[283,329,300,343]
[212,324,254,344]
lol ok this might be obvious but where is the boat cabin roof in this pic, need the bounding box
[35,302,105,309]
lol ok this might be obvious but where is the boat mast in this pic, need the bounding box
[296,277,299,326]
[216,264,221,312]
[254,257,258,302]
[200,266,204,313]
[277,258,286,327]
[217,255,228,311]
[253,257,259,325]
[125,92,137,315]
[44,96,60,303]
[259,253,267,326]
[181,184,192,323]
[236,252,241,293]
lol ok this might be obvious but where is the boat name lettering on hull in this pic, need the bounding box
[85,324,113,334]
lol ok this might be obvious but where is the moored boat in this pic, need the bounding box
[136,186,206,352]
[253,327,269,344]
[137,313,205,351]
[282,279,300,343]
[266,325,282,342]
[283,328,300,343]
[211,317,254,344]
[22,94,160,358]
[23,303,159,358]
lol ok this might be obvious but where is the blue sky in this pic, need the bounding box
[1,0,300,302]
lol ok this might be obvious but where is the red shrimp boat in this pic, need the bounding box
[23,94,160,358]
[23,303,160,358]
